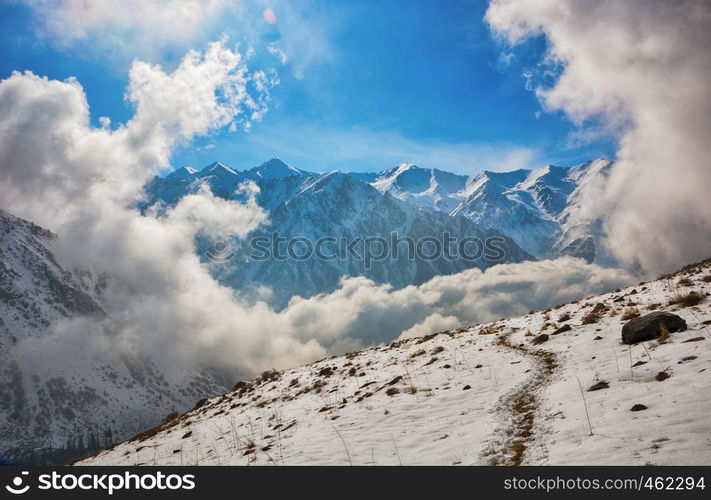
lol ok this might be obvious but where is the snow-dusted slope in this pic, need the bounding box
[451,160,613,261]
[246,157,312,180]
[0,209,227,463]
[80,259,711,465]
[142,158,315,210]
[146,158,615,274]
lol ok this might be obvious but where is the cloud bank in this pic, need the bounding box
[486,0,711,274]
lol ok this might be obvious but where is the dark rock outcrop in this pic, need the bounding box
[621,312,687,344]
[551,324,572,335]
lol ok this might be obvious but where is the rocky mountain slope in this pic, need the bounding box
[79,258,711,465]
[0,209,227,464]
[0,209,104,349]
[215,172,530,307]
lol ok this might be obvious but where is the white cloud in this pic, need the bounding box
[398,314,460,341]
[0,41,306,379]
[23,0,228,62]
[0,39,274,230]
[166,183,266,240]
[277,257,632,349]
[487,0,711,274]
[22,0,335,73]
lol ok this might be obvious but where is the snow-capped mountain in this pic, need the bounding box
[369,163,467,213]
[79,258,711,465]
[142,158,311,209]
[453,160,614,262]
[365,159,614,262]
[144,158,613,305]
[213,171,530,306]
[0,209,227,463]
[247,157,311,180]
[0,209,104,348]
[369,163,468,213]
[144,161,532,307]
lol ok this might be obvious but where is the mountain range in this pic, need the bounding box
[145,157,614,306]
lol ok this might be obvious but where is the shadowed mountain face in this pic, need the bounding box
[145,158,614,306]
[0,209,104,349]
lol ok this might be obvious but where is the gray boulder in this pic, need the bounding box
[621,312,687,344]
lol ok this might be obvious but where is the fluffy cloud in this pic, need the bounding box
[0,41,310,378]
[486,0,711,274]
[0,40,272,229]
[23,0,228,61]
[279,257,632,349]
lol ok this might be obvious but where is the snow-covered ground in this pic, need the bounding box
[78,259,711,465]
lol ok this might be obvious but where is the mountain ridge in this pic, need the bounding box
[146,157,614,305]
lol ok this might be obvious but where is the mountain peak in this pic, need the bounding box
[373,163,430,191]
[250,157,306,180]
[198,161,239,176]
[166,166,197,180]
[395,162,418,172]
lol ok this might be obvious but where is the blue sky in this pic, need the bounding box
[0,0,615,174]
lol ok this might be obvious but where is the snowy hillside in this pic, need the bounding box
[370,163,467,213]
[0,209,228,463]
[79,258,711,465]
[0,209,104,348]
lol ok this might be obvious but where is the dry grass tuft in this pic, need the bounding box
[668,292,703,307]
[581,310,601,325]
[588,381,609,392]
[657,323,670,344]
[621,307,640,321]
